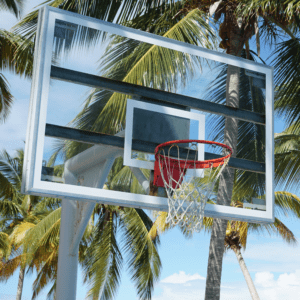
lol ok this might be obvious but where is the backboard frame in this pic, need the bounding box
[22,6,274,223]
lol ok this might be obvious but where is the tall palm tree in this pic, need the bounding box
[149,188,300,300]
[224,218,296,300]
[194,2,300,298]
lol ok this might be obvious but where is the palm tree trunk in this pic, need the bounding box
[16,266,25,300]
[233,248,260,300]
[204,15,245,300]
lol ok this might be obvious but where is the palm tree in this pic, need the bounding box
[0,148,28,300]
[13,156,160,300]
[0,149,61,300]
[193,2,300,298]
[0,148,160,299]
[12,1,300,299]
[149,189,300,300]
[224,218,297,300]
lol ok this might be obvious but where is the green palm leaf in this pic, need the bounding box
[0,150,22,205]
[272,38,300,129]
[274,191,300,219]
[13,0,177,41]
[0,232,10,260]
[248,217,297,245]
[0,29,34,77]
[274,125,300,190]
[82,8,215,135]
[0,254,23,281]
[0,0,22,18]
[82,206,122,300]
[0,73,13,122]
[120,207,161,300]
[22,208,61,255]
[31,250,58,300]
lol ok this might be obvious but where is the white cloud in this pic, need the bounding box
[153,282,205,300]
[161,271,205,284]
[278,270,300,287]
[153,276,250,300]
[152,271,206,300]
[255,271,275,288]
[154,270,300,300]
[254,270,300,300]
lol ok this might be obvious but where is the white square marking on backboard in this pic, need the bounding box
[124,99,205,170]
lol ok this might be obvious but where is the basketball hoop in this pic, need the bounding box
[153,140,232,232]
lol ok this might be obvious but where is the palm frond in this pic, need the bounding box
[33,197,61,213]
[0,149,22,187]
[109,166,147,195]
[0,73,13,122]
[272,217,297,244]
[82,208,122,300]
[120,207,161,300]
[274,124,300,189]
[0,0,22,18]
[10,221,35,249]
[22,208,61,255]
[91,9,214,135]
[31,250,58,300]
[249,217,297,244]
[274,191,300,219]
[148,211,168,240]
[275,148,300,191]
[13,0,176,42]
[0,200,22,218]
[0,254,22,281]
[0,29,34,78]
[237,1,299,40]
[272,38,300,129]
[0,232,10,259]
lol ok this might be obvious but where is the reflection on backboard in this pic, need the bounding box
[22,6,274,223]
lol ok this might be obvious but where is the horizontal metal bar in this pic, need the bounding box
[50,66,265,125]
[45,124,265,174]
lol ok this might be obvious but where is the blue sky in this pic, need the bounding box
[1,2,300,300]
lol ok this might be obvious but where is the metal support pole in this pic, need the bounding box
[55,154,120,299]
[56,199,79,300]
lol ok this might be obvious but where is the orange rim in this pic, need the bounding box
[155,140,232,169]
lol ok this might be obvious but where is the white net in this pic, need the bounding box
[156,141,230,232]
